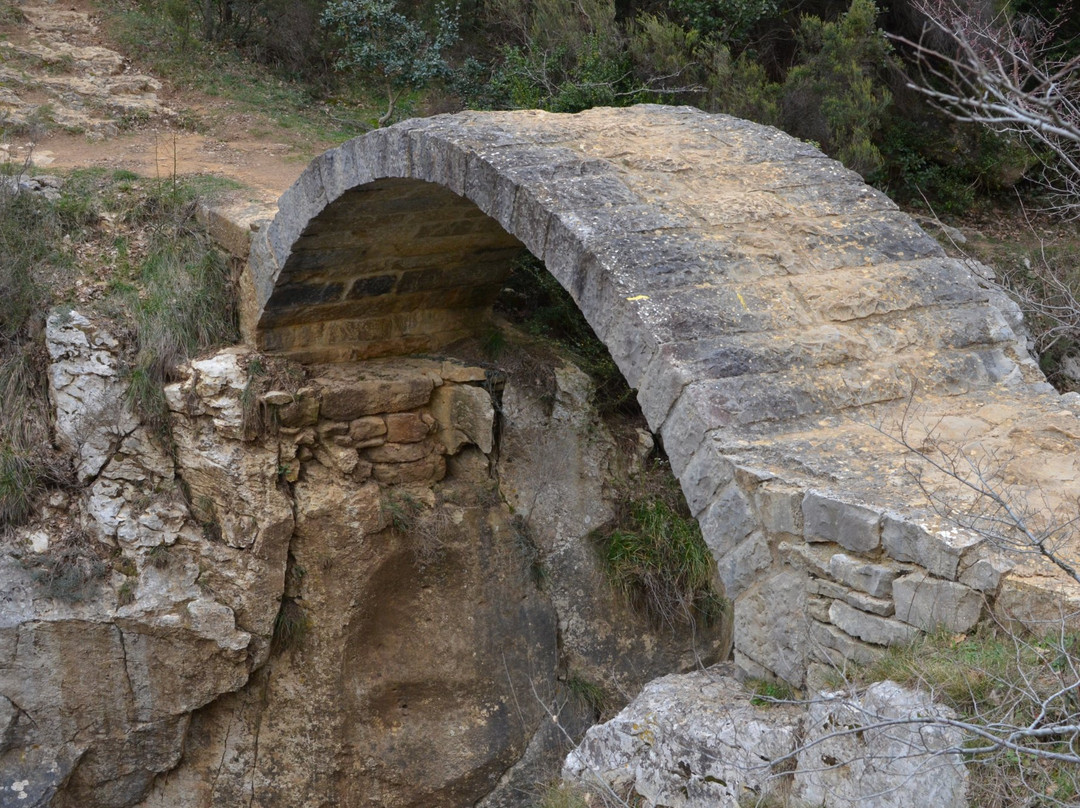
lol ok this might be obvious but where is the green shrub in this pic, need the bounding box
[779,0,893,177]
[322,0,460,125]
[872,117,1036,213]
[669,0,780,46]
[484,0,641,112]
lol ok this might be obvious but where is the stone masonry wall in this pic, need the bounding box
[245,105,1080,690]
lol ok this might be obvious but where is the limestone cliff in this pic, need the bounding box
[0,312,729,807]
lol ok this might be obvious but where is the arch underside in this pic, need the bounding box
[258,178,523,363]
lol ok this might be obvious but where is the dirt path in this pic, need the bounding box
[1,2,320,204]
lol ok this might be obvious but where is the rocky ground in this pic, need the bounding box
[0,1,319,203]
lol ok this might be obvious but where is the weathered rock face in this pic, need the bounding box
[564,666,968,808]
[135,347,727,808]
[138,354,559,807]
[3,312,723,807]
[0,313,267,807]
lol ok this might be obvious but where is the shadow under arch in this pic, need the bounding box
[241,107,743,805]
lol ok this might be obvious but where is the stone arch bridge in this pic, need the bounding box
[240,104,1080,685]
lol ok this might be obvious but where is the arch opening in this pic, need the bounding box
[243,152,734,805]
[257,177,526,364]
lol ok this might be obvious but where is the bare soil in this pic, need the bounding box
[1,0,331,203]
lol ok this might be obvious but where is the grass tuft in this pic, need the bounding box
[596,492,726,630]
[22,545,109,603]
[566,672,610,720]
[749,678,795,707]
[272,596,310,652]
[0,167,73,529]
[1,166,239,528]
[858,624,1080,808]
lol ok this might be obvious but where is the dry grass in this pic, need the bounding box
[0,166,239,528]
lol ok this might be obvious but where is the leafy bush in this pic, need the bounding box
[872,117,1036,213]
[322,0,460,125]
[780,0,893,177]
[484,0,639,112]
[668,0,780,46]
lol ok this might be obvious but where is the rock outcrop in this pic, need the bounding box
[0,6,171,138]
[564,666,968,808]
[1,313,728,807]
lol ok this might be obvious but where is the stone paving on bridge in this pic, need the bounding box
[232,104,1080,686]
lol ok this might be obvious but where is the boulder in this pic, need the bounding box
[564,668,968,808]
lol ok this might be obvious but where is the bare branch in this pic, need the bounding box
[890,1,1080,217]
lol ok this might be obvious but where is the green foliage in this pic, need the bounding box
[780,0,893,177]
[597,494,726,629]
[669,0,780,45]
[627,13,743,108]
[97,3,370,146]
[322,0,460,124]
[485,0,640,112]
[872,119,1036,214]
[749,677,795,706]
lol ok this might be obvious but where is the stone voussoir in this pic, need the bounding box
[803,490,882,553]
